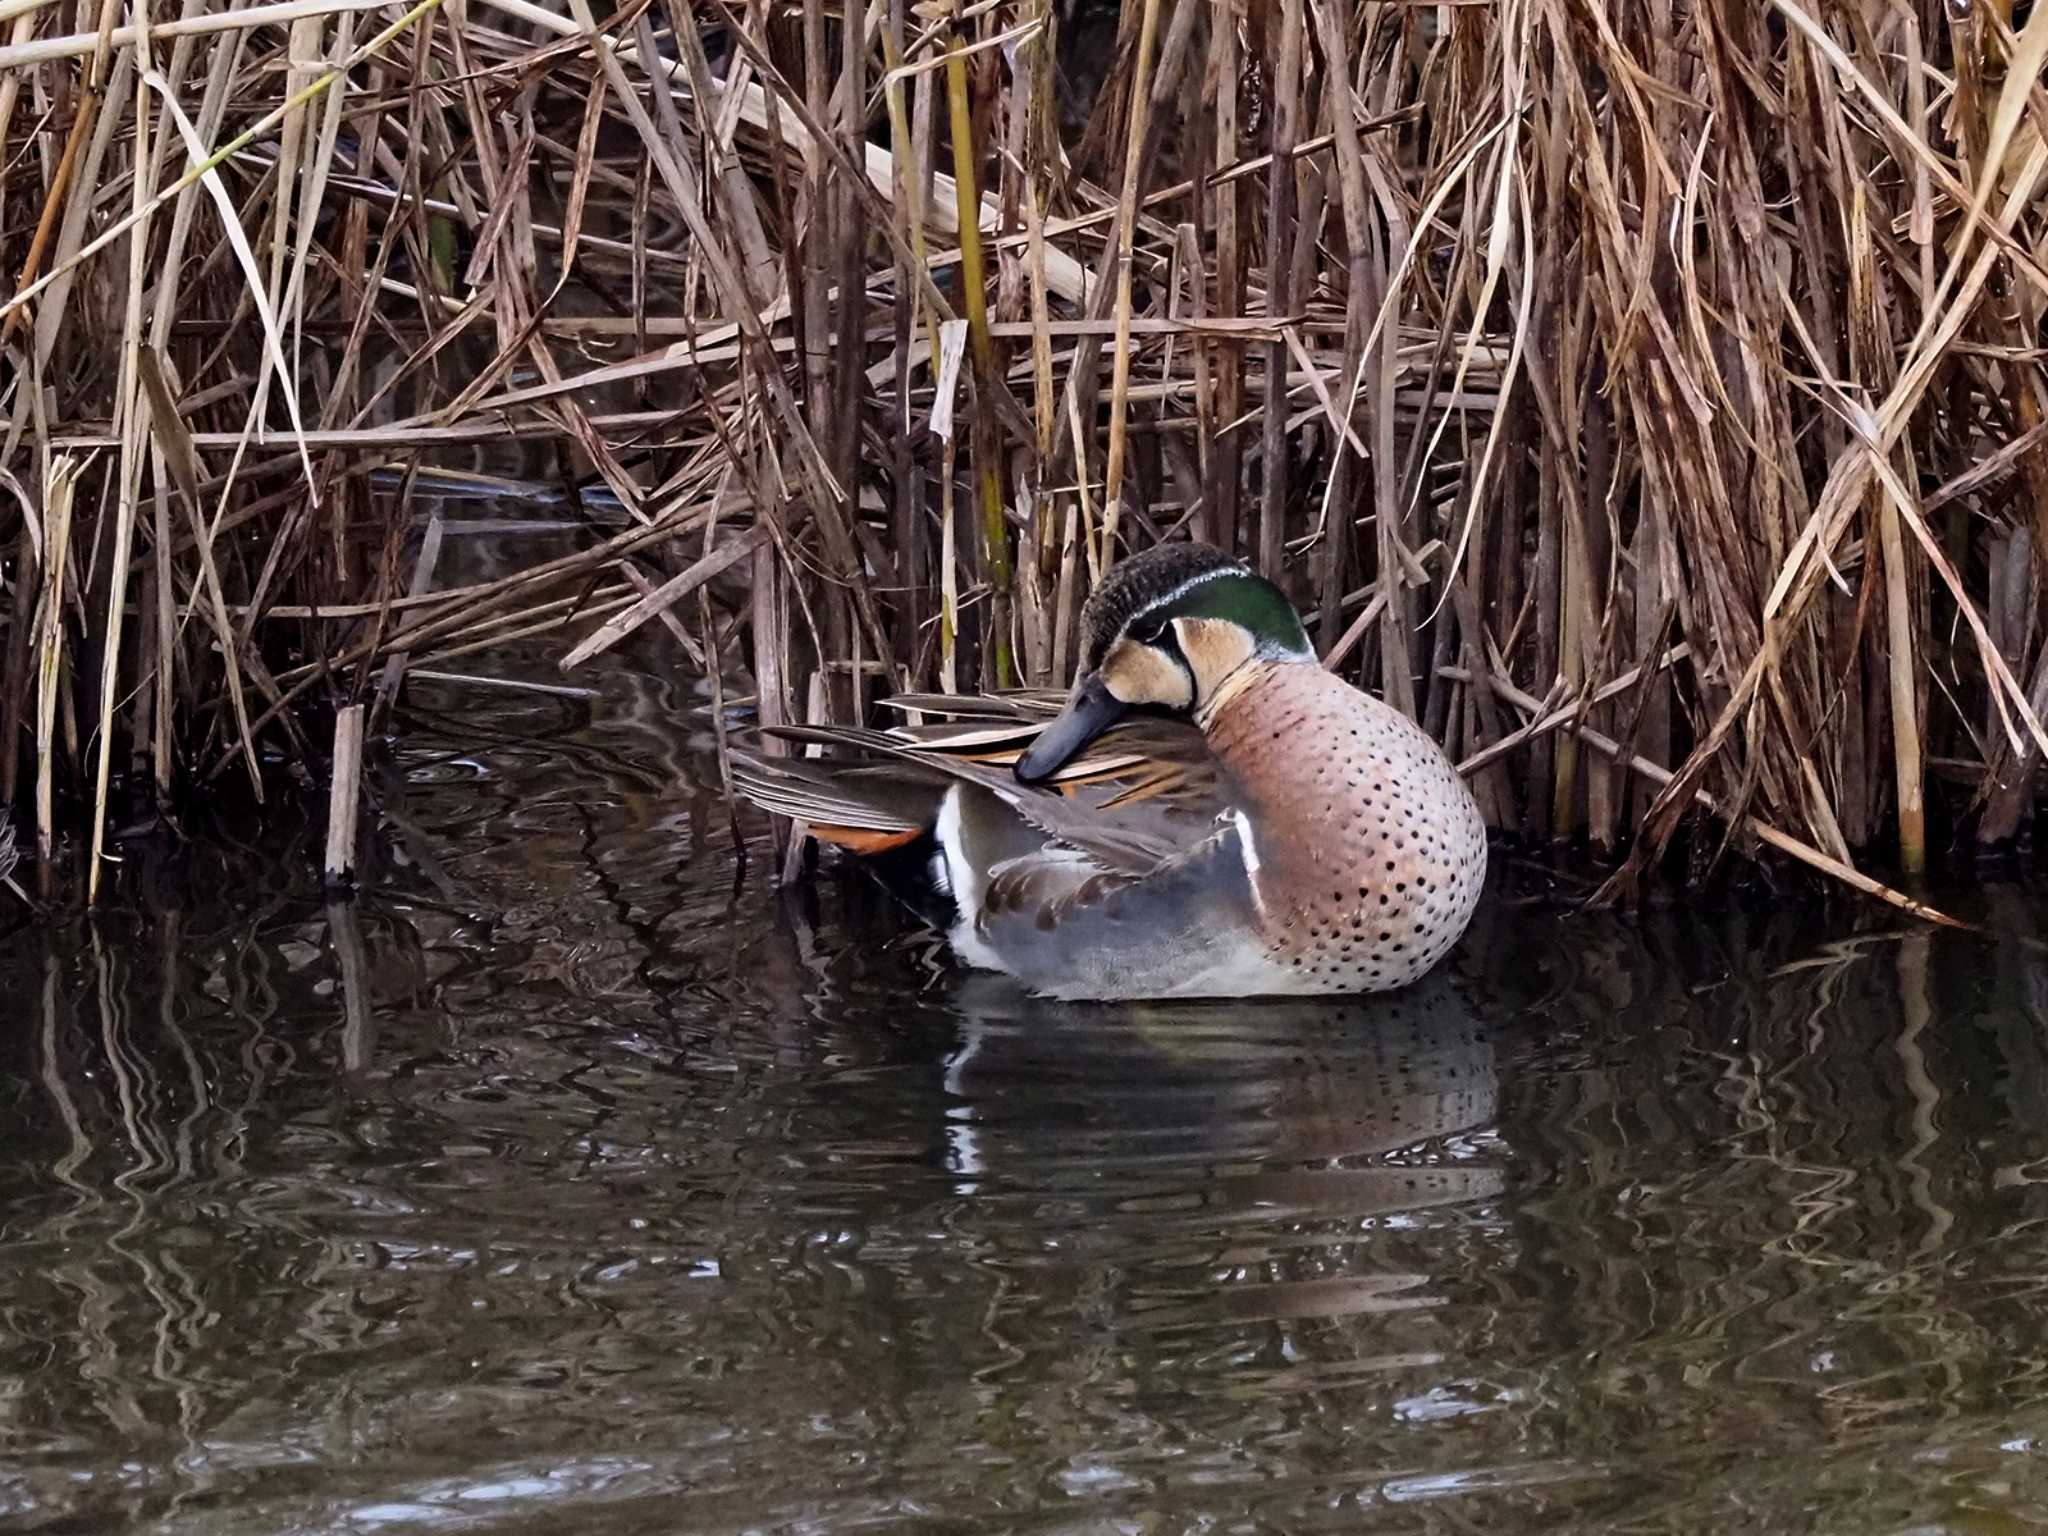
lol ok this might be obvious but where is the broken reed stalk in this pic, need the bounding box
[5,0,2048,922]
[323,701,364,886]
[31,460,78,888]
[942,1,1011,688]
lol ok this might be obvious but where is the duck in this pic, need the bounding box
[730,541,1488,1001]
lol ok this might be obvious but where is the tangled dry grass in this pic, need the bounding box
[2,0,2047,916]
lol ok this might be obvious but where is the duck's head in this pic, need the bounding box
[1015,543,1312,784]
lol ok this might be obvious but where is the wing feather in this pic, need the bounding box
[729,694,1233,877]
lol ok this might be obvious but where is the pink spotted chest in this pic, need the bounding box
[1204,663,1488,994]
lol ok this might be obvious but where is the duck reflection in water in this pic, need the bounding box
[927,970,1504,1333]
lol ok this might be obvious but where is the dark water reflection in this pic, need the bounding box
[9,661,2048,1533]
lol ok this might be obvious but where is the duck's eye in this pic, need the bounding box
[1134,617,1171,646]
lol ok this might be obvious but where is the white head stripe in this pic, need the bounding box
[1129,565,1241,624]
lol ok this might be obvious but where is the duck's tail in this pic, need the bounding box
[729,743,992,933]
[726,747,944,854]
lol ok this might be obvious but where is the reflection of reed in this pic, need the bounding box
[7,905,370,1511]
[327,900,375,1073]
[1490,909,2048,1469]
[38,940,153,1448]
[1893,931,1954,1257]
[21,772,2048,1534]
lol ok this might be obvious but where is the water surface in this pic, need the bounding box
[6,653,2048,1534]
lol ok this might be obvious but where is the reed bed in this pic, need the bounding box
[2,0,2047,914]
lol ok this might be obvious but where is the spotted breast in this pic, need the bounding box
[1201,661,1488,993]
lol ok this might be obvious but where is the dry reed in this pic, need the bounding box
[4,0,2048,916]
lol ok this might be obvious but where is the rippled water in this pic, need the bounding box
[9,651,2048,1534]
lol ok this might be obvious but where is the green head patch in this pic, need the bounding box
[1140,569,1313,659]
[1079,543,1310,669]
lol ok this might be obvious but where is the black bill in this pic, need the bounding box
[1013,674,1128,785]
